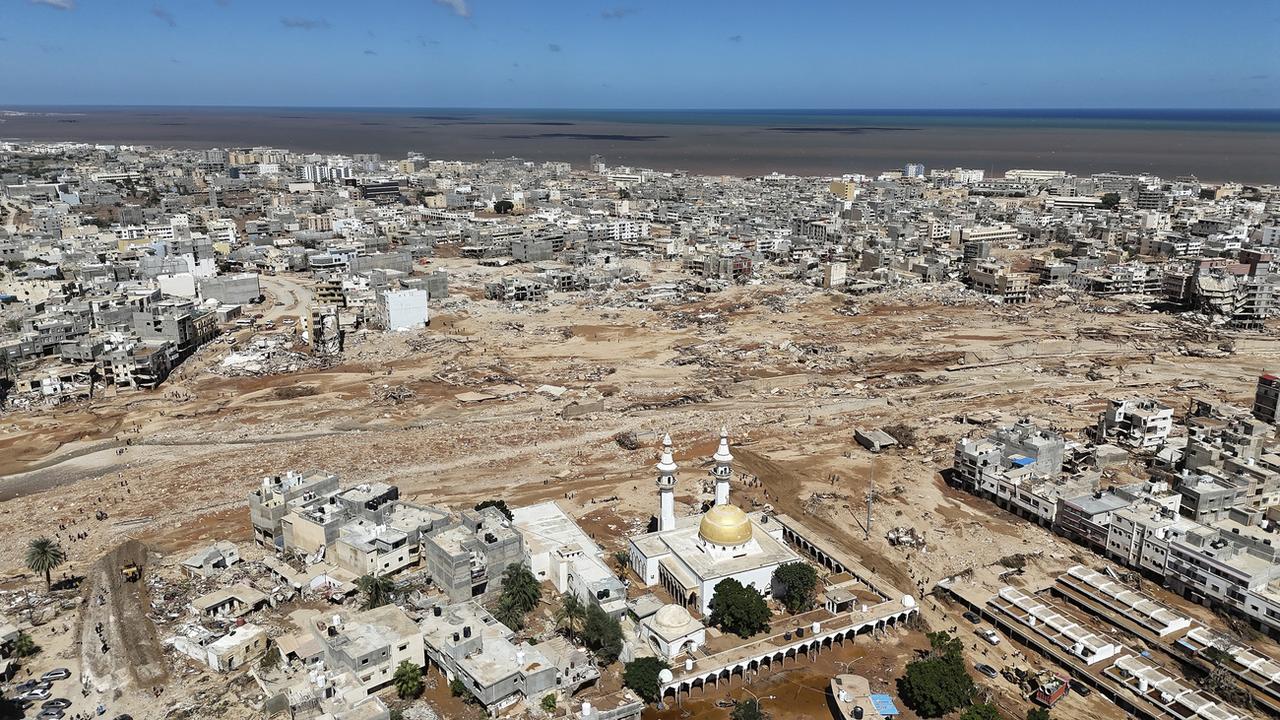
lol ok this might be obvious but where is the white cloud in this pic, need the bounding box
[31,0,75,10]
[433,0,470,18]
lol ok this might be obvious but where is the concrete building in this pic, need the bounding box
[198,273,262,305]
[420,600,558,715]
[1097,398,1174,449]
[1255,373,1279,425]
[512,501,627,618]
[312,605,424,694]
[421,507,524,602]
[247,471,341,548]
[375,288,428,331]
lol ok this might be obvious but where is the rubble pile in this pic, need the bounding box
[370,383,416,404]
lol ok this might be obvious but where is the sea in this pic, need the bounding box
[2,107,1278,183]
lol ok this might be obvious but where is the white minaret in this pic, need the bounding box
[656,433,678,531]
[712,426,733,506]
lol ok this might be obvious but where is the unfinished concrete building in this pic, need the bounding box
[484,276,548,302]
[247,471,341,548]
[420,600,558,715]
[422,507,524,601]
[1256,373,1279,425]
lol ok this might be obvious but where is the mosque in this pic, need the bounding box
[627,429,799,615]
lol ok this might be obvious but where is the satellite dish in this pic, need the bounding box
[658,669,674,684]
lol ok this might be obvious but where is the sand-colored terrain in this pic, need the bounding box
[0,263,1276,718]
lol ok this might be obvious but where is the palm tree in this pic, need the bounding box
[612,551,630,579]
[392,660,423,699]
[25,538,65,590]
[356,574,395,610]
[555,593,587,641]
[500,563,542,615]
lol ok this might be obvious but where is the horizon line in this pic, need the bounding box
[4,104,1280,113]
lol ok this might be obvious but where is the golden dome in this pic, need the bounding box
[699,504,752,546]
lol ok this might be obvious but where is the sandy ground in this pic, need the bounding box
[0,263,1277,718]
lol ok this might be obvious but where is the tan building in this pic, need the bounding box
[828,180,857,201]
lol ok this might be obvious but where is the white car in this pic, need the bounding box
[978,628,1001,645]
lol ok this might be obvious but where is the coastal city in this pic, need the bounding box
[0,138,1276,720]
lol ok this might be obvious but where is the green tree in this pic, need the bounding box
[622,657,670,704]
[581,603,624,664]
[708,578,771,638]
[960,704,1001,720]
[474,499,514,521]
[393,660,423,699]
[389,710,404,720]
[498,563,542,618]
[1100,192,1121,210]
[357,574,395,610]
[612,550,630,578]
[495,594,526,630]
[771,562,818,614]
[897,632,974,717]
[25,537,66,590]
[555,593,587,641]
[493,200,515,214]
[1026,709,1051,720]
[540,694,557,713]
[731,698,769,720]
[450,677,478,704]
[9,632,40,658]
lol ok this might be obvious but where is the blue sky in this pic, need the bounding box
[1,0,1276,108]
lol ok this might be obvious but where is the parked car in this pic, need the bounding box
[978,628,1001,645]
[975,663,998,679]
[40,669,71,682]
[36,709,65,720]
[1069,679,1092,696]
[43,698,73,709]
[15,680,40,693]
[962,610,981,623]
[21,688,51,701]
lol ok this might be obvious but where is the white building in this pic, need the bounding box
[627,430,799,614]
[513,501,628,618]
[377,288,429,331]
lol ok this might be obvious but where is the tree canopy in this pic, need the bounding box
[897,632,975,717]
[623,657,670,705]
[555,593,587,641]
[393,660,423,699]
[708,578,771,638]
[494,563,541,629]
[731,698,770,720]
[772,562,819,614]
[1100,192,1122,210]
[475,499,514,521]
[959,704,1001,720]
[1026,709,1051,720]
[25,538,66,590]
[357,574,395,610]
[581,603,624,665]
